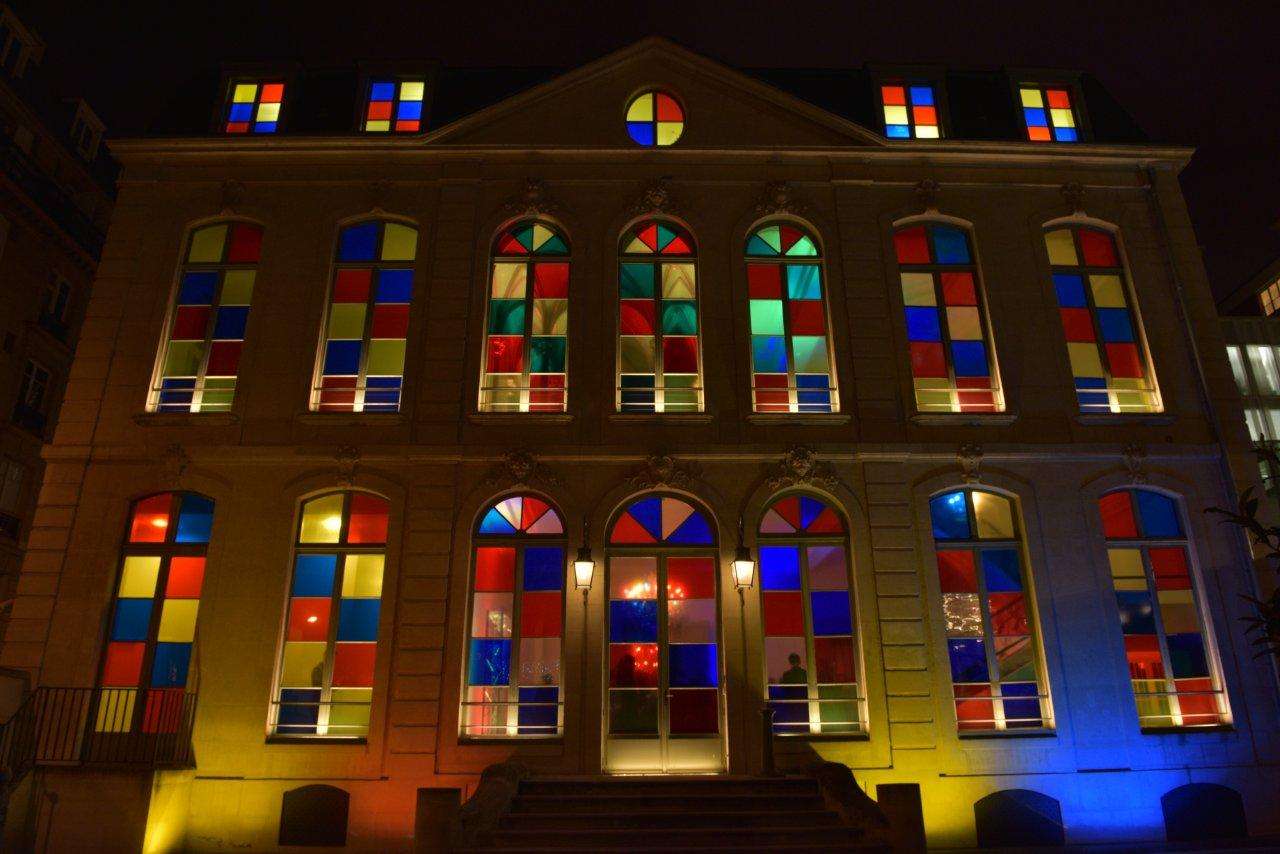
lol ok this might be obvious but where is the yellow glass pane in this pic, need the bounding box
[365,120,391,132]
[661,263,696,299]
[157,600,199,643]
[328,303,367,339]
[342,554,384,598]
[255,102,281,122]
[945,306,982,341]
[1089,275,1126,308]
[200,381,235,410]
[232,83,258,103]
[1132,678,1171,726]
[884,105,909,125]
[94,689,137,733]
[381,223,418,261]
[1107,548,1145,580]
[328,687,372,736]
[221,270,255,304]
[531,223,555,251]
[492,263,526,298]
[300,494,344,543]
[119,556,161,598]
[163,341,206,377]
[620,336,656,373]
[972,491,1014,539]
[280,642,326,687]
[1044,229,1078,266]
[1050,108,1075,128]
[1067,342,1105,378]
[1019,88,1043,108]
[626,93,653,122]
[366,339,406,375]
[655,122,682,145]
[901,272,936,306]
[532,299,568,335]
[401,81,425,101]
[188,225,228,263]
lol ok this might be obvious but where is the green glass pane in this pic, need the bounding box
[746,234,778,256]
[221,270,255,304]
[488,299,526,334]
[328,303,367,339]
[366,338,406,375]
[792,336,829,373]
[749,300,785,335]
[661,301,697,334]
[163,341,205,377]
[620,263,655,298]
[329,687,372,736]
[787,235,819,257]
[754,226,782,254]
[538,234,568,255]
[187,225,227,263]
[666,375,697,388]
[818,684,858,733]
[530,336,566,373]
[381,223,418,261]
[620,337,655,373]
[200,378,236,411]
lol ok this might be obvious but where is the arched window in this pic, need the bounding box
[1099,488,1226,727]
[152,221,263,413]
[745,223,838,413]
[461,495,566,738]
[1045,224,1160,413]
[893,221,1002,413]
[272,491,390,737]
[96,492,213,733]
[480,221,570,413]
[313,220,418,413]
[930,488,1049,731]
[758,494,862,735]
[617,220,701,413]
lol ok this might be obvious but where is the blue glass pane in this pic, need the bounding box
[1054,127,1078,142]
[885,124,910,139]
[796,374,829,389]
[1167,633,1209,678]
[905,307,941,342]
[947,638,988,682]
[467,638,511,685]
[951,341,988,377]
[627,122,655,145]
[277,688,320,733]
[909,85,934,106]
[178,272,218,305]
[810,591,853,635]
[609,600,658,642]
[227,102,254,122]
[212,306,249,339]
[669,512,713,545]
[669,643,718,687]
[370,82,396,101]
[746,234,777,256]
[1053,274,1086,306]
[111,599,153,642]
[1116,591,1157,635]
[931,226,970,264]
[1023,107,1047,127]
[786,266,822,299]
[1001,682,1041,726]
[768,684,808,731]
[1077,390,1110,408]
[151,642,192,687]
[799,496,826,530]
[1135,491,1181,538]
[1096,308,1134,343]
[293,554,337,596]
[337,599,380,641]
[930,491,970,540]
[396,100,423,121]
[981,549,1022,591]
[752,336,788,372]
[339,222,380,262]
[478,506,517,535]
[523,547,564,591]
[323,340,362,375]
[627,498,662,541]
[375,269,414,302]
[253,122,277,134]
[517,686,559,733]
[760,546,801,590]
[1076,377,1107,389]
[175,494,215,543]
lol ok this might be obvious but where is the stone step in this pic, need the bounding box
[516,775,819,798]
[479,825,867,849]
[499,808,843,830]
[510,792,825,814]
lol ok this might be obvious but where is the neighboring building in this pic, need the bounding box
[0,37,1275,852]
[0,6,113,654]
[1217,258,1280,491]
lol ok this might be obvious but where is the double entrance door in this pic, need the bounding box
[603,551,725,773]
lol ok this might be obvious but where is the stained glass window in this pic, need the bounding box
[895,222,1002,413]
[1099,489,1227,728]
[272,492,389,737]
[462,495,565,737]
[931,489,1049,732]
[617,220,701,412]
[224,80,284,134]
[758,494,861,735]
[1045,225,1160,413]
[313,220,418,413]
[152,221,263,413]
[746,223,838,413]
[96,492,213,734]
[1020,85,1078,142]
[480,221,570,413]
[881,83,940,139]
[1259,279,1280,317]
[363,79,425,133]
[625,90,683,146]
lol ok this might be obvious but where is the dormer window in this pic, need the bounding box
[1019,84,1079,142]
[362,79,425,133]
[224,80,285,134]
[880,82,941,139]
[0,8,42,80]
[1260,280,1280,317]
[69,100,104,161]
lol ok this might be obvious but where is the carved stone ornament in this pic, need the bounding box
[628,453,698,490]
[482,449,562,489]
[915,178,940,212]
[1061,181,1086,216]
[958,444,983,484]
[366,178,392,213]
[1122,442,1148,484]
[765,446,840,492]
[753,180,810,218]
[219,179,244,214]
[628,177,680,217]
[161,444,191,488]
[501,178,559,218]
[334,445,360,487]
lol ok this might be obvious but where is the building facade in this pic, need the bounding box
[0,38,1276,851]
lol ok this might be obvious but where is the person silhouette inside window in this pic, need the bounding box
[781,652,808,684]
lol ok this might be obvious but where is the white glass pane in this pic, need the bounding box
[1226,346,1248,394]
[1247,345,1279,394]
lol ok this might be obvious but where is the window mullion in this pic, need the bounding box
[798,541,819,734]
[521,256,535,413]
[508,545,525,736]
[654,260,665,412]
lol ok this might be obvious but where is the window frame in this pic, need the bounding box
[358,74,430,134]
[875,77,947,139]
[17,358,49,411]
[1011,75,1088,143]
[219,75,289,135]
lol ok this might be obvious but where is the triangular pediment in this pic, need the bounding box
[426,37,883,150]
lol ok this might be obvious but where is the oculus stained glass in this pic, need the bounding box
[625,90,683,146]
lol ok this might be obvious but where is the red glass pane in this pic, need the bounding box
[1079,229,1119,267]
[1027,126,1051,141]
[610,643,658,687]
[332,643,376,687]
[772,496,801,529]
[1046,89,1072,109]
[487,336,524,373]
[1099,492,1138,539]
[808,507,844,534]
[394,120,420,132]
[287,597,332,641]
[667,557,715,600]
[988,593,1028,636]
[347,493,389,543]
[881,85,906,106]
[763,592,805,636]
[1173,677,1217,724]
[788,301,826,335]
[662,336,698,373]
[533,262,569,298]
[260,83,285,103]
[366,100,393,120]
[955,684,993,730]
[1059,308,1095,341]
[670,688,719,734]
[893,226,930,264]
[102,641,146,686]
[130,494,174,543]
[227,224,263,264]
[940,272,976,305]
[747,263,782,298]
[1105,343,1144,379]
[655,93,683,122]
[371,304,410,338]
[319,377,356,408]
[333,269,372,302]
[937,550,977,592]
[225,122,249,134]
[171,306,210,339]
[206,341,241,376]
[165,557,206,598]
[1150,547,1190,590]
[497,232,526,255]
[814,636,856,683]
[909,341,947,378]
[521,591,562,637]
[141,688,185,734]
[620,300,656,334]
[1123,634,1164,678]
[912,105,937,125]
[475,547,516,591]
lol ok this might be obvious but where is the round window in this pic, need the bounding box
[625,90,684,147]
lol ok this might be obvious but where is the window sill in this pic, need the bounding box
[1075,412,1174,426]
[747,413,852,426]
[266,735,369,745]
[956,728,1057,739]
[910,412,1017,427]
[134,411,240,427]
[608,412,715,424]
[467,412,573,425]
[1139,724,1234,735]
[294,412,407,427]
[458,736,564,745]
[774,732,870,743]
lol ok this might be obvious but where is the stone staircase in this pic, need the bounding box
[465,775,891,852]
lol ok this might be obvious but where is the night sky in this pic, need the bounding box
[18,0,1280,303]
